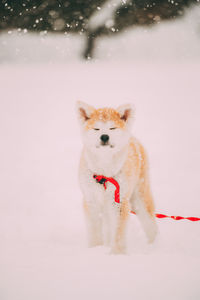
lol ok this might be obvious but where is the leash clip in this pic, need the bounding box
[93,175,107,189]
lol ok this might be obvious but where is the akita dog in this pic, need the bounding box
[77,101,157,254]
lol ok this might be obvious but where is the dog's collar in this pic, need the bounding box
[93,174,120,203]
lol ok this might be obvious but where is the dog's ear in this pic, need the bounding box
[116,104,134,125]
[76,101,95,123]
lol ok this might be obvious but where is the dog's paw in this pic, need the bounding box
[146,222,158,244]
[110,245,126,255]
[88,239,103,248]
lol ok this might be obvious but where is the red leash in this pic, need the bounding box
[93,175,120,203]
[93,174,200,222]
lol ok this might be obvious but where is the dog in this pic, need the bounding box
[77,101,157,254]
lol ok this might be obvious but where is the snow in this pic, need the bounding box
[1,5,200,300]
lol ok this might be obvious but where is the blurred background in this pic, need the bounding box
[1,1,200,300]
[0,0,200,62]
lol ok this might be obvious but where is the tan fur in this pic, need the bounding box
[86,108,125,130]
[113,138,155,252]
[138,142,155,216]
[124,138,155,216]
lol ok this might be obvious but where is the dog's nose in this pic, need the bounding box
[100,134,109,143]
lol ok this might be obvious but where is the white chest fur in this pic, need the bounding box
[84,145,128,177]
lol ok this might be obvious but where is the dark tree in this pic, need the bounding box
[83,0,199,58]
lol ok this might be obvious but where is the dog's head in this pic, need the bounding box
[77,101,134,153]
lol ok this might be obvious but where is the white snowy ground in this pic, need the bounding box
[0,5,200,300]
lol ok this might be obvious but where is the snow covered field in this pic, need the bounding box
[0,5,200,300]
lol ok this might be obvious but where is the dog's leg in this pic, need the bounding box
[83,199,103,247]
[102,205,111,247]
[131,186,157,243]
[110,199,129,254]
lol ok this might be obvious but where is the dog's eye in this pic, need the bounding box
[109,127,117,130]
[93,128,100,131]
